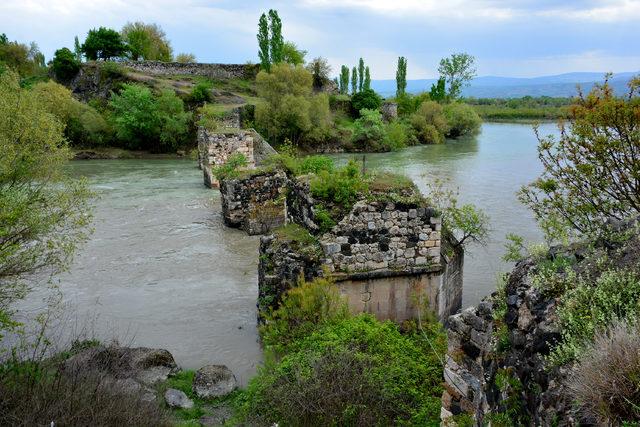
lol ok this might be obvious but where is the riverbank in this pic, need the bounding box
[72,147,194,160]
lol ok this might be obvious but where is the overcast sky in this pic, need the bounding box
[2,0,638,79]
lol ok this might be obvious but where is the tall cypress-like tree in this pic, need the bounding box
[351,66,357,94]
[364,66,371,90]
[73,36,83,61]
[257,13,270,71]
[339,65,350,94]
[268,9,284,64]
[396,56,407,97]
[358,57,364,92]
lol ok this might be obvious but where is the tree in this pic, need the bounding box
[81,27,127,60]
[358,57,365,92]
[306,57,331,90]
[52,48,80,81]
[0,33,7,45]
[255,63,330,146]
[351,66,357,95]
[410,101,449,144]
[109,84,191,151]
[442,103,481,137]
[351,88,382,112]
[396,56,407,98]
[73,36,83,61]
[364,66,371,90]
[0,71,91,335]
[121,22,173,61]
[437,52,476,100]
[268,9,284,64]
[339,65,349,95]
[175,53,196,63]
[429,77,446,103]
[257,12,270,71]
[0,37,43,76]
[519,75,640,241]
[282,41,306,65]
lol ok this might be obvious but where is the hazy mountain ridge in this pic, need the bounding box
[371,71,638,98]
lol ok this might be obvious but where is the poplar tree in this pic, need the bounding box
[364,66,371,90]
[257,13,270,71]
[396,56,407,97]
[351,66,357,95]
[73,36,83,62]
[358,57,364,92]
[339,65,349,94]
[268,9,284,64]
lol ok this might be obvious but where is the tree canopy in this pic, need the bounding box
[437,52,476,100]
[81,27,127,61]
[121,22,172,61]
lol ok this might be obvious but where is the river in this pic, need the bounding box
[18,122,557,384]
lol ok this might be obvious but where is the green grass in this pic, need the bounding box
[157,370,242,425]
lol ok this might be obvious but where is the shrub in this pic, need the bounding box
[298,155,334,175]
[255,63,330,146]
[101,61,126,79]
[52,47,80,81]
[240,315,447,426]
[352,108,386,151]
[396,92,431,117]
[443,102,481,137]
[110,84,191,151]
[175,53,196,63]
[410,101,448,144]
[549,269,640,366]
[383,121,409,151]
[310,160,367,208]
[519,76,640,241]
[566,320,640,424]
[260,277,350,353]
[351,88,382,113]
[212,153,248,181]
[190,81,212,103]
[31,80,110,146]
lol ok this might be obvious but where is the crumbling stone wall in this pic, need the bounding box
[198,130,255,188]
[122,61,259,80]
[319,201,442,273]
[219,170,288,235]
[441,251,592,425]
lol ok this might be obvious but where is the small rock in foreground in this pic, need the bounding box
[193,365,237,399]
[164,388,194,409]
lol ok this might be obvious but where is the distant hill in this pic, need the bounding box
[371,71,639,98]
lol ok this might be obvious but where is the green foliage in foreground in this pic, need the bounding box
[0,71,92,337]
[239,277,447,426]
[212,153,248,181]
[550,269,640,366]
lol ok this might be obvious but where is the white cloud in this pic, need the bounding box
[302,0,640,22]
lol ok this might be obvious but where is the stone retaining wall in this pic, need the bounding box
[219,171,287,235]
[122,61,260,80]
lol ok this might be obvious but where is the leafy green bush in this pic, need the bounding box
[101,61,126,79]
[352,108,386,151]
[396,92,431,116]
[52,47,80,81]
[410,101,448,144]
[240,315,446,426]
[550,269,640,366]
[351,88,382,113]
[298,155,334,174]
[190,81,212,103]
[260,276,349,353]
[383,121,409,151]
[443,102,482,137]
[310,160,367,208]
[109,84,191,151]
[31,80,110,146]
[212,153,248,181]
